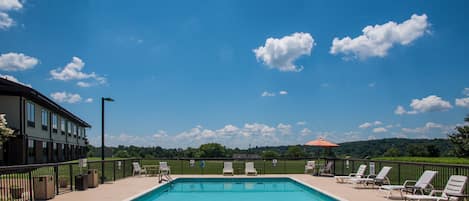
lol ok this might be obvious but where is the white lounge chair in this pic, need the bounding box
[223,162,234,175]
[319,161,334,176]
[404,175,467,201]
[159,161,171,174]
[334,164,367,183]
[132,162,147,176]
[380,170,437,199]
[350,166,392,188]
[305,161,316,174]
[245,162,257,176]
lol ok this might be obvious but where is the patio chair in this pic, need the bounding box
[379,170,437,199]
[223,162,234,175]
[404,175,467,201]
[319,161,334,176]
[159,161,171,175]
[350,166,392,188]
[245,162,258,176]
[132,162,147,176]
[334,164,367,183]
[305,161,316,174]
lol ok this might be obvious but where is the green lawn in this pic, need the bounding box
[372,157,469,165]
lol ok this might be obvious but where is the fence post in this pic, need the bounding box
[180,159,183,174]
[69,163,73,191]
[29,171,33,201]
[397,163,401,184]
[123,160,126,178]
[54,165,59,195]
[113,161,116,181]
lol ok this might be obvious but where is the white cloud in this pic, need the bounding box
[0,0,22,11]
[84,98,93,103]
[455,97,469,108]
[0,74,31,87]
[401,122,449,135]
[359,121,382,129]
[0,12,13,29]
[394,105,406,115]
[0,52,39,71]
[300,128,312,136]
[253,32,314,72]
[330,14,429,59]
[50,57,106,85]
[277,123,292,135]
[261,91,275,97]
[296,121,306,126]
[409,95,452,113]
[373,127,387,133]
[50,92,82,104]
[0,0,23,30]
[396,95,452,115]
[359,122,373,129]
[463,88,469,96]
[77,81,92,88]
[279,90,288,95]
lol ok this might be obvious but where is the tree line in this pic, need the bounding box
[86,115,469,159]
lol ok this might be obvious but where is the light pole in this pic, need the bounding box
[101,97,114,184]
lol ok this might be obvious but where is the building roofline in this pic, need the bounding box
[0,78,91,128]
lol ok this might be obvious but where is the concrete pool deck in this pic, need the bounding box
[51,175,400,201]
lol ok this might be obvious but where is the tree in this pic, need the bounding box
[448,115,469,157]
[383,147,401,157]
[406,144,429,157]
[285,146,305,158]
[198,143,226,157]
[114,150,131,158]
[261,150,279,159]
[426,144,440,157]
[0,114,15,145]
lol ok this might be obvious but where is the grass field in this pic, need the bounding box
[373,157,469,165]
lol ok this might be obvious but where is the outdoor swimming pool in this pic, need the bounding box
[131,178,341,201]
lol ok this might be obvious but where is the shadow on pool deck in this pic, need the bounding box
[51,175,399,201]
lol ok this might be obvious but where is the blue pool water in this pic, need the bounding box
[132,178,340,201]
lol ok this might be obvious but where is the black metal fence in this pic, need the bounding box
[140,157,468,194]
[331,158,469,194]
[0,158,139,201]
[1,157,468,200]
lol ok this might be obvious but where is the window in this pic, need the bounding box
[41,109,48,130]
[53,143,58,161]
[61,119,66,134]
[73,124,77,136]
[42,142,48,163]
[28,140,35,163]
[52,113,58,132]
[67,121,71,134]
[27,102,35,127]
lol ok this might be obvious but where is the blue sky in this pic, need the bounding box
[1,0,469,148]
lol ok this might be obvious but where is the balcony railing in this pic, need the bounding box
[1,157,467,200]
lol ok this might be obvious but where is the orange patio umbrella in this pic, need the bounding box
[305,138,339,160]
[305,138,339,147]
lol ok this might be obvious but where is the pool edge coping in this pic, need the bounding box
[123,176,350,201]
